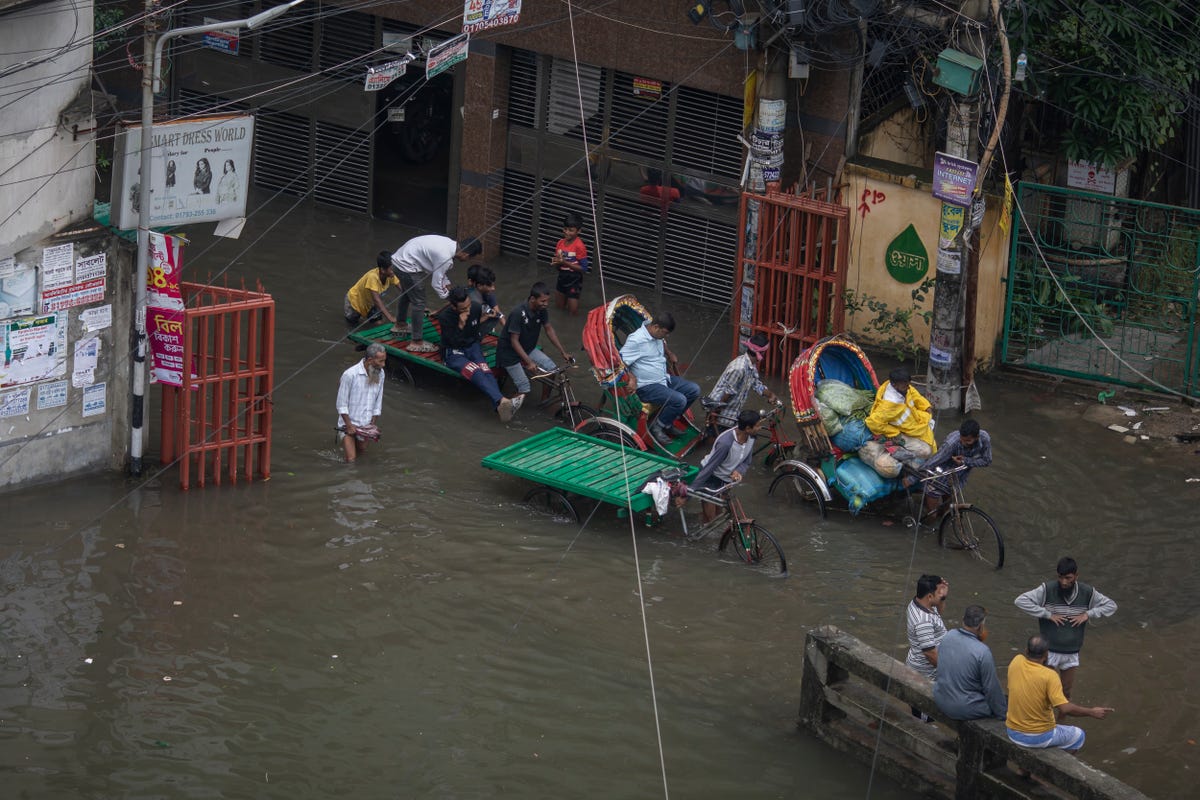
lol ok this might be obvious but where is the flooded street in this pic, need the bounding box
[2,197,1197,798]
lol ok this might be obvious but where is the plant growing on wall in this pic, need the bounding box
[843,276,935,362]
[1008,0,1200,167]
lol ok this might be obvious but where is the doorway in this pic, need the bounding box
[372,71,454,230]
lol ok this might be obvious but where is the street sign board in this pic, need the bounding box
[365,60,407,92]
[931,151,978,207]
[463,0,521,34]
[426,33,469,79]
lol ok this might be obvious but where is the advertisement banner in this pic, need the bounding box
[201,18,240,55]
[110,115,255,229]
[426,33,469,79]
[148,306,186,387]
[41,277,106,313]
[148,231,185,310]
[463,0,521,34]
[932,151,978,207]
[0,257,37,318]
[365,59,407,91]
[1,314,66,388]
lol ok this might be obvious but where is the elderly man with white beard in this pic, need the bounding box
[336,342,387,462]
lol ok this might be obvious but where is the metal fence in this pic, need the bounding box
[1001,182,1200,397]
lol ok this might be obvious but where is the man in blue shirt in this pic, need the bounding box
[619,312,700,446]
[933,605,1008,720]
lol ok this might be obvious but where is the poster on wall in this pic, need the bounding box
[1,314,66,388]
[41,278,106,313]
[110,114,255,230]
[41,243,75,291]
[37,379,68,410]
[0,387,31,418]
[0,257,37,318]
[932,152,978,207]
[82,382,106,417]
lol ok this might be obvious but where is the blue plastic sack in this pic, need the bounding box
[831,419,872,452]
[835,456,899,514]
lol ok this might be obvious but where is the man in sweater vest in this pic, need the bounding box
[1015,556,1117,698]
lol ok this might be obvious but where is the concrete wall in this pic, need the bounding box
[0,225,133,491]
[0,0,97,259]
[843,162,1010,369]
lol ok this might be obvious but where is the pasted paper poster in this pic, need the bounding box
[1,314,66,387]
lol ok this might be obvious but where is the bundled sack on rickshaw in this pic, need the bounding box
[811,378,906,481]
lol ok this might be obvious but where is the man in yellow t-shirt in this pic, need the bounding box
[344,252,401,326]
[1006,635,1114,751]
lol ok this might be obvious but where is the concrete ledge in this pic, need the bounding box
[798,626,1151,800]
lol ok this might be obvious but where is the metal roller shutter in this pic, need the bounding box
[319,8,377,83]
[508,49,540,129]
[313,120,372,213]
[259,9,315,71]
[254,108,311,196]
[597,194,661,289]
[547,60,604,143]
[672,85,744,180]
[662,211,739,306]
[609,70,670,162]
[500,169,537,258]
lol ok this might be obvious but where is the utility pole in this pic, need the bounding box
[128,1,304,476]
[925,1,990,412]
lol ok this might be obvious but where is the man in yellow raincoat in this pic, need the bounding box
[865,367,937,459]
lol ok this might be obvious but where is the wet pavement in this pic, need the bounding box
[1,194,1197,798]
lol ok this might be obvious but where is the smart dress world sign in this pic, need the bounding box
[110,115,254,230]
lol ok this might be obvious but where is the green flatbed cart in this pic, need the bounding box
[346,318,500,385]
[481,427,698,524]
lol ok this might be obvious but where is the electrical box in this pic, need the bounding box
[789,47,810,79]
[933,48,983,96]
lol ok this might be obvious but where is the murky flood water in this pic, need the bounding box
[2,198,1196,798]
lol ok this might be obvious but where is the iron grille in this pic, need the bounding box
[596,194,661,290]
[259,10,315,72]
[254,108,311,196]
[319,8,377,83]
[508,49,540,130]
[662,211,738,306]
[313,120,371,213]
[609,71,670,162]
[500,169,537,258]
[547,59,604,143]
[1002,182,1200,396]
[672,85,743,181]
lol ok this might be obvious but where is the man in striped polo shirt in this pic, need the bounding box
[905,574,948,720]
[1015,556,1117,699]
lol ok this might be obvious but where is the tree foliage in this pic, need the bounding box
[1009,0,1200,167]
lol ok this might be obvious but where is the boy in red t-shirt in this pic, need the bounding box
[550,211,590,315]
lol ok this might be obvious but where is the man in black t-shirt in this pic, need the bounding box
[497,282,573,401]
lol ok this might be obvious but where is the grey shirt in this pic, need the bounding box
[932,628,1007,720]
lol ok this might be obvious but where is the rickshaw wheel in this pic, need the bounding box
[521,487,579,524]
[938,507,1004,569]
[720,523,788,577]
[768,472,826,518]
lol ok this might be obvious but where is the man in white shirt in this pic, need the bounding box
[618,311,700,445]
[390,234,482,353]
[336,343,387,462]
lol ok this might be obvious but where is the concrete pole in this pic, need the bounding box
[130,0,156,476]
[926,3,989,411]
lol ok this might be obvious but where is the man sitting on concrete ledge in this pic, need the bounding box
[934,604,1007,721]
[1005,635,1114,752]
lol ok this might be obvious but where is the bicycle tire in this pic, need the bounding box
[577,419,641,449]
[768,472,826,518]
[556,403,599,429]
[521,487,579,524]
[938,506,1004,569]
[720,523,788,577]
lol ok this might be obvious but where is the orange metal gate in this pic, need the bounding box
[733,185,849,378]
[160,281,275,489]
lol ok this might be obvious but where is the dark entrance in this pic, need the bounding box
[372,72,454,230]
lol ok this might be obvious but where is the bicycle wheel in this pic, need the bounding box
[556,403,599,429]
[720,523,788,577]
[938,506,1004,569]
[768,472,826,518]
[763,444,795,468]
[577,418,642,449]
[521,487,579,524]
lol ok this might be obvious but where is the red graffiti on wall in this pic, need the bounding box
[857,187,887,219]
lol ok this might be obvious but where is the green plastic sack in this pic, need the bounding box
[815,379,874,418]
[815,397,844,436]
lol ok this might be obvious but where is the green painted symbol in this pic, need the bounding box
[885,224,930,284]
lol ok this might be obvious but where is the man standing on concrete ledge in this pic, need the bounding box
[390,234,482,353]
[1015,556,1117,698]
[934,605,1007,720]
[1006,635,1113,752]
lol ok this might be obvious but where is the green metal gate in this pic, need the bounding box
[1001,182,1200,397]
